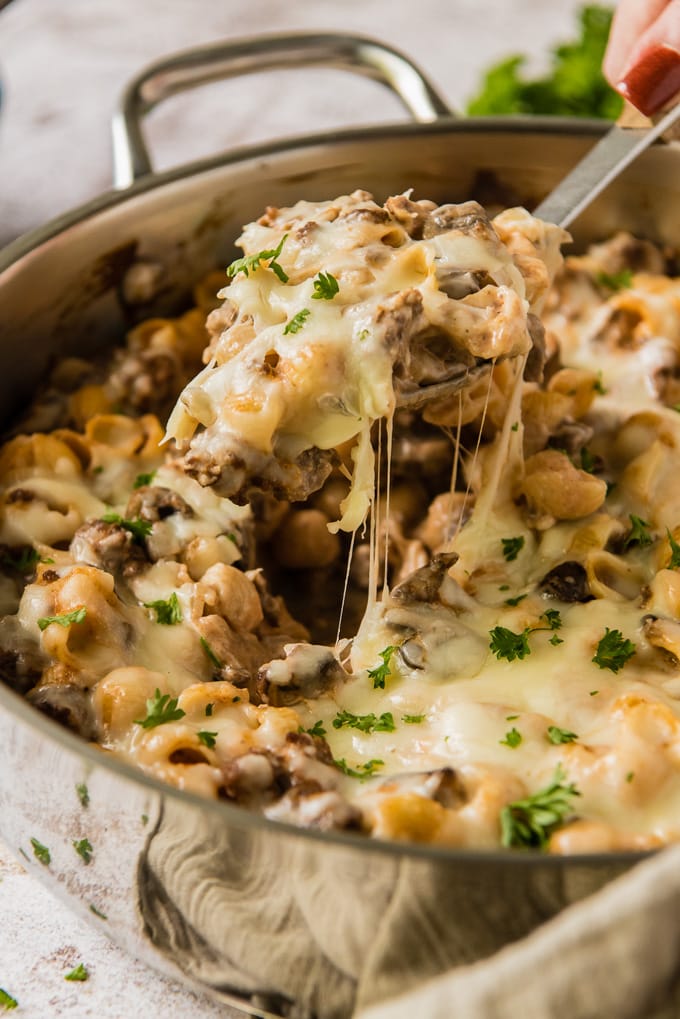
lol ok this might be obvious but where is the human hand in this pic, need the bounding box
[603,0,680,115]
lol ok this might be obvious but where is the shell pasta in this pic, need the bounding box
[2,191,680,853]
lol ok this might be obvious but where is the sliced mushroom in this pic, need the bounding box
[539,561,593,602]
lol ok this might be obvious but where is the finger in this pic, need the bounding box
[603,0,671,84]
[616,0,680,114]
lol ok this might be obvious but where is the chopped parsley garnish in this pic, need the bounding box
[580,447,596,473]
[596,268,633,291]
[506,714,519,721]
[626,771,635,783]
[550,634,564,646]
[623,514,653,550]
[227,234,289,283]
[367,645,399,689]
[37,606,87,631]
[30,837,50,865]
[547,725,579,745]
[283,308,311,335]
[500,727,522,748]
[197,730,218,749]
[500,765,581,849]
[134,689,185,729]
[64,963,88,982]
[335,758,384,781]
[200,636,223,670]
[593,373,607,395]
[501,535,525,561]
[511,421,519,432]
[101,512,152,544]
[89,904,107,920]
[505,594,527,606]
[144,591,182,625]
[0,989,18,1010]
[667,528,680,568]
[141,814,149,826]
[402,714,425,724]
[205,703,214,717]
[76,783,89,808]
[332,710,395,733]
[133,471,156,489]
[311,271,339,300]
[489,625,531,662]
[592,628,636,673]
[1,546,40,573]
[73,838,93,864]
[541,609,562,630]
[301,720,327,738]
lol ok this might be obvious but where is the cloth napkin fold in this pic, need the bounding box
[357,841,680,1019]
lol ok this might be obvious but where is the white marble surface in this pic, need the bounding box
[0,0,584,1016]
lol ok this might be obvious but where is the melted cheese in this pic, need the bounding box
[4,205,680,854]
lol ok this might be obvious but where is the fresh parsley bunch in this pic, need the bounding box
[467,5,623,120]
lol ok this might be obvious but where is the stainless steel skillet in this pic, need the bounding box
[0,33,678,1019]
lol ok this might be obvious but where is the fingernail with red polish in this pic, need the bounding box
[617,44,680,117]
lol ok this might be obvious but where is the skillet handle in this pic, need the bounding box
[112,32,453,188]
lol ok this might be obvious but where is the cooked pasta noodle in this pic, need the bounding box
[1,192,680,853]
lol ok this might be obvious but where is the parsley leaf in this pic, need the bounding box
[500,765,581,849]
[335,758,384,781]
[500,727,522,748]
[144,591,182,625]
[593,373,607,395]
[89,904,107,920]
[580,447,597,473]
[402,714,425,724]
[133,471,156,489]
[547,725,579,744]
[30,837,51,866]
[541,609,562,630]
[197,730,218,749]
[489,626,531,662]
[301,720,327,738]
[101,512,152,544]
[332,710,395,733]
[0,989,18,1010]
[73,837,93,864]
[592,628,636,673]
[227,234,289,283]
[501,536,524,561]
[205,703,214,717]
[311,271,339,300]
[550,634,564,646]
[283,308,311,335]
[0,546,40,573]
[623,514,653,550]
[505,594,527,606]
[134,689,186,729]
[367,645,399,689]
[667,528,680,569]
[64,964,88,982]
[200,636,223,670]
[38,606,86,631]
[75,783,89,808]
[596,268,633,291]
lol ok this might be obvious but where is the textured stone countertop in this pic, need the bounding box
[0,1,583,1016]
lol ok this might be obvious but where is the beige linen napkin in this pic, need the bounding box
[357,841,680,1019]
